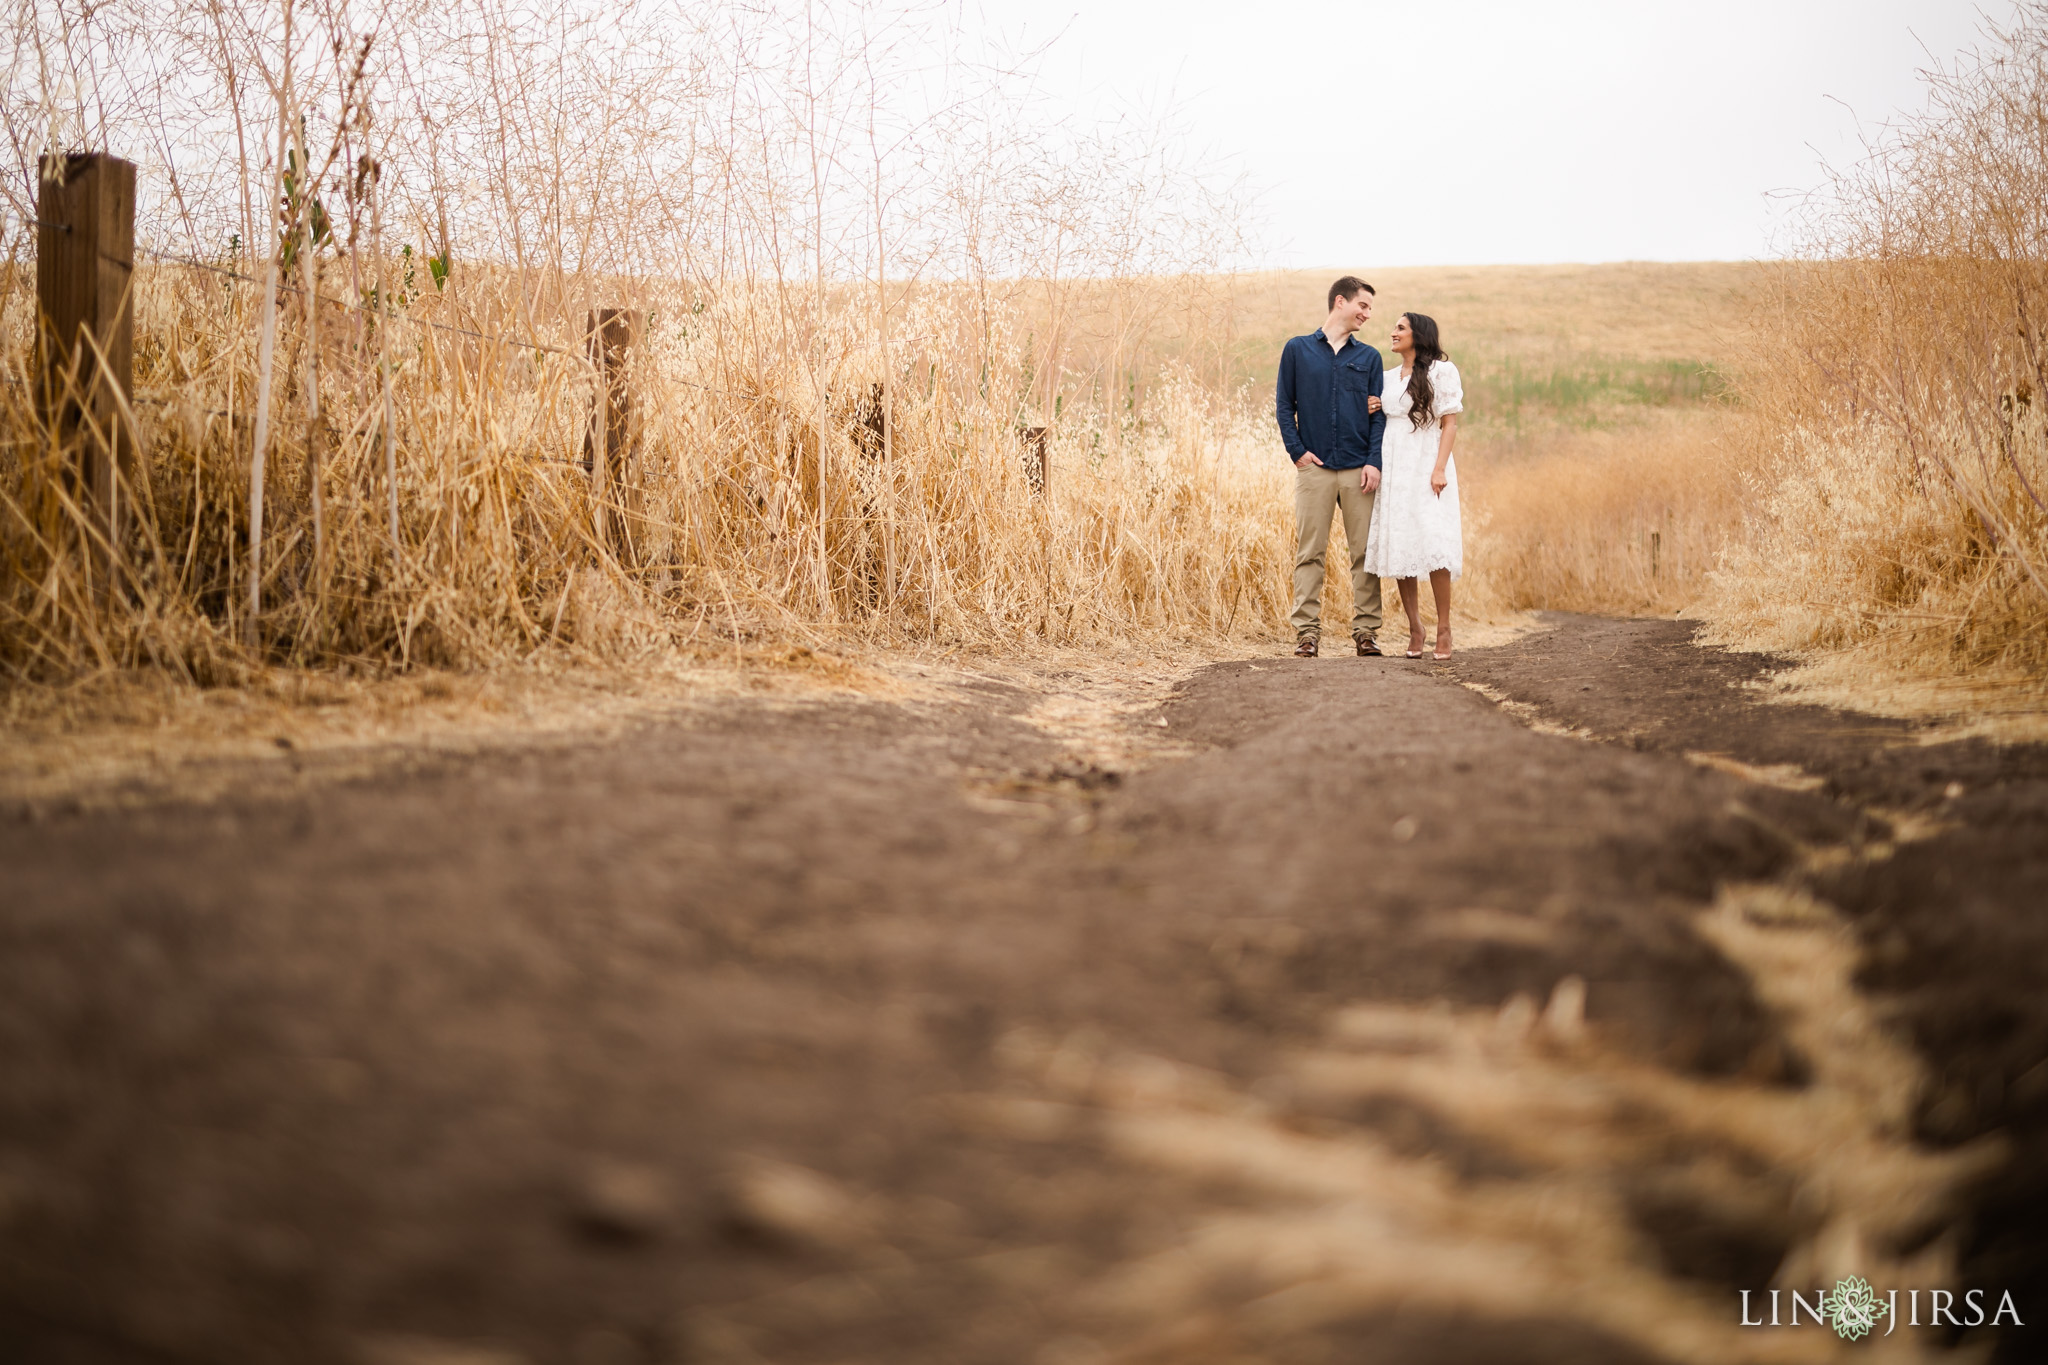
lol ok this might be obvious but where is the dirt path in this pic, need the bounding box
[3,618,2043,1365]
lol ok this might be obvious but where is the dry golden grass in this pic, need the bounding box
[2,267,1310,671]
[1466,413,1747,617]
[1228,263,1765,371]
[3,0,1280,691]
[1698,11,2048,713]
[1224,264,1762,442]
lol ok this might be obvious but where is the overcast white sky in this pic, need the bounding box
[967,0,1998,266]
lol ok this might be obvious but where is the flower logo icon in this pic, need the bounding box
[1824,1276,1890,1341]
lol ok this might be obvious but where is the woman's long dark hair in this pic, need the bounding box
[1401,312,1449,431]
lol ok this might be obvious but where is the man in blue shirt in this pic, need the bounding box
[1275,276,1387,657]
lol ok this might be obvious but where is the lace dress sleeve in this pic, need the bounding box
[1434,360,1464,417]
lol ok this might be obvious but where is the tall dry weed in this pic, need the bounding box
[1,0,1273,683]
[1706,5,2048,687]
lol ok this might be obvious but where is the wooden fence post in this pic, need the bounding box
[1021,426,1049,499]
[854,383,886,458]
[581,307,642,554]
[37,152,138,586]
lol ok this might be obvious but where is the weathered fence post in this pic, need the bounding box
[854,383,886,458]
[37,152,138,587]
[582,308,642,555]
[1021,426,1049,499]
[845,384,892,605]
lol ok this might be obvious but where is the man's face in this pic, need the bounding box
[1339,290,1374,331]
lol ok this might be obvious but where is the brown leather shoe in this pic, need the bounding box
[1293,635,1319,658]
[1355,635,1383,657]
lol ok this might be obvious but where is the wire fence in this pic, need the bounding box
[135,244,585,358]
[132,247,813,405]
[10,244,948,468]
[1,373,229,418]
[11,241,934,404]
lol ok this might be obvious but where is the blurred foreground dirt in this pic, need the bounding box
[3,617,2043,1364]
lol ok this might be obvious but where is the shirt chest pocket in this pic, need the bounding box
[1338,362,1376,394]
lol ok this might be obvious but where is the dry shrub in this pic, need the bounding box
[1716,416,2045,668]
[0,263,1294,679]
[0,0,1274,684]
[1464,415,1744,617]
[1703,6,2048,687]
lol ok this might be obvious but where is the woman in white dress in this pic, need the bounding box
[1362,312,1463,659]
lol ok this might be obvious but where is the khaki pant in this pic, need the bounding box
[1290,464,1383,638]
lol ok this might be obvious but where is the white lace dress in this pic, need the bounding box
[1363,358,1463,579]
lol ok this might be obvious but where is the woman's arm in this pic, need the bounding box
[1431,413,1459,497]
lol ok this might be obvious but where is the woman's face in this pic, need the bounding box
[1390,316,1413,354]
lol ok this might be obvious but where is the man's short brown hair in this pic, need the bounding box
[1328,276,1375,310]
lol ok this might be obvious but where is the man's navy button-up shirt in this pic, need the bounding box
[1275,331,1386,470]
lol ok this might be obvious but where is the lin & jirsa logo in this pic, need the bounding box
[1741,1276,2025,1341]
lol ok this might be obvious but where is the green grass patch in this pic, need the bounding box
[1462,356,1728,434]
